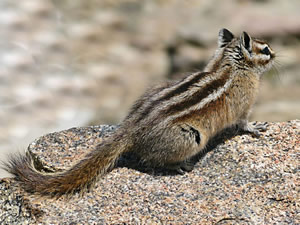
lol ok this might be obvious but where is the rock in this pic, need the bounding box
[0,120,299,224]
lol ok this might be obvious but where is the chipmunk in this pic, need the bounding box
[3,29,275,197]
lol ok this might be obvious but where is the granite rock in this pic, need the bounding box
[0,120,299,224]
[1,0,300,165]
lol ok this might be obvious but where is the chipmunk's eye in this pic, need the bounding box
[261,46,270,56]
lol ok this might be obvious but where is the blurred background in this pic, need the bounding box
[0,0,299,177]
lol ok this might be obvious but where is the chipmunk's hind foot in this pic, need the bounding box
[166,160,195,175]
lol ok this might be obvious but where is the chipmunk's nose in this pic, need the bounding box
[268,46,276,59]
[270,50,276,59]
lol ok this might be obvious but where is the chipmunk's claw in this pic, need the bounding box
[167,160,194,175]
[253,121,268,131]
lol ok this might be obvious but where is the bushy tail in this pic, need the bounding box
[3,131,132,197]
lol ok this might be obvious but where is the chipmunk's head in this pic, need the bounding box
[218,28,276,75]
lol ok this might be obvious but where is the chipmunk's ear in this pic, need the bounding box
[240,31,252,53]
[218,28,234,48]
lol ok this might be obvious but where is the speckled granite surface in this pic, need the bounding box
[0,120,299,224]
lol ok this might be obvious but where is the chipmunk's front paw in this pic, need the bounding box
[252,121,268,131]
[239,121,268,137]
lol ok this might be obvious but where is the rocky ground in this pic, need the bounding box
[0,120,299,224]
[0,0,300,178]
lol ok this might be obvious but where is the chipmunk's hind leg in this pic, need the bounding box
[163,124,204,174]
[137,123,204,174]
